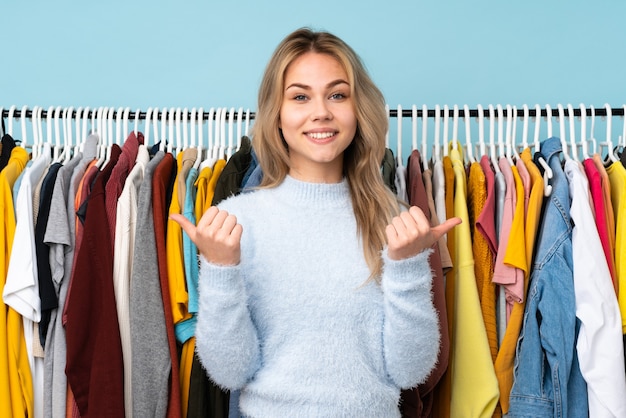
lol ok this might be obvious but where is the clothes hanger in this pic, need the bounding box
[477,104,487,158]
[451,104,458,151]
[200,108,216,170]
[0,106,4,137]
[226,107,236,160]
[510,105,521,162]
[504,104,515,165]
[442,104,450,157]
[46,105,54,153]
[20,105,28,149]
[187,107,194,152]
[122,107,131,143]
[159,107,168,152]
[175,107,183,155]
[150,108,160,151]
[396,104,403,167]
[434,104,441,163]
[496,104,506,163]
[488,104,501,173]
[144,107,153,146]
[7,105,16,139]
[30,106,39,159]
[603,103,619,163]
[557,104,571,161]
[133,108,140,136]
[421,104,429,169]
[244,108,251,137]
[589,105,598,155]
[236,107,244,151]
[533,104,553,195]
[411,105,418,152]
[579,103,590,160]
[53,106,63,162]
[193,108,203,170]
[521,104,530,150]
[80,107,90,153]
[566,104,579,161]
[167,107,175,155]
[72,107,82,156]
[463,104,476,164]
[60,106,72,164]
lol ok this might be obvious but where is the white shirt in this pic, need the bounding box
[565,159,626,417]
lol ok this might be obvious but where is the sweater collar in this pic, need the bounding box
[277,175,351,208]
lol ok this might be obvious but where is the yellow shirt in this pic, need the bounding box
[0,146,31,418]
[194,166,213,220]
[449,148,500,417]
[606,160,626,332]
[206,159,226,208]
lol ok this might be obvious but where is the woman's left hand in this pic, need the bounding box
[385,206,461,260]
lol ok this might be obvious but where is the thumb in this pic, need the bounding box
[430,217,462,242]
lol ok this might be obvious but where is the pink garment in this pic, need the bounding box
[584,158,618,292]
[492,158,524,320]
[476,155,498,257]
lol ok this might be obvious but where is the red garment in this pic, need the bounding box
[152,153,182,418]
[105,132,144,247]
[401,149,450,418]
[65,145,124,417]
[477,155,498,258]
[583,158,618,293]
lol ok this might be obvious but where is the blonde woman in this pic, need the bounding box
[173,27,460,418]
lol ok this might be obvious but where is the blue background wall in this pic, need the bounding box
[2,0,626,156]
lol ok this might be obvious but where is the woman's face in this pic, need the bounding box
[279,52,357,183]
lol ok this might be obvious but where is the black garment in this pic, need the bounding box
[381,147,397,194]
[0,134,16,171]
[210,136,252,206]
[35,162,63,347]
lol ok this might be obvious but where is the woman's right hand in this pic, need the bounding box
[170,206,243,266]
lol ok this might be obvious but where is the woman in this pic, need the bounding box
[172,27,460,418]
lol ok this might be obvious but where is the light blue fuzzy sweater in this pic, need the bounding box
[195,175,440,418]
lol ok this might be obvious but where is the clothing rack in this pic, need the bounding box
[2,105,626,120]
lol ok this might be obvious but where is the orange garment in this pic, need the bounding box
[467,161,498,362]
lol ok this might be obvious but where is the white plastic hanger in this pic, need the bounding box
[175,107,183,155]
[220,107,228,160]
[144,107,153,146]
[622,104,626,150]
[477,104,487,158]
[20,105,28,149]
[7,105,16,138]
[73,107,82,156]
[133,108,140,136]
[193,108,203,170]
[496,104,506,161]
[522,104,530,150]
[488,104,501,173]
[159,107,168,152]
[504,104,515,165]
[80,107,90,153]
[151,108,160,151]
[244,109,251,137]
[567,104,578,161]
[433,104,441,163]
[442,104,449,157]
[580,103,590,160]
[463,104,476,164]
[123,107,131,142]
[236,107,244,150]
[226,107,235,160]
[421,104,429,169]
[60,106,72,164]
[451,104,459,152]
[510,105,521,161]
[0,107,4,137]
[545,104,553,139]
[53,106,63,162]
[603,103,619,163]
[200,108,216,170]
[167,107,176,155]
[396,104,403,166]
[557,104,571,161]
[532,104,553,196]
[30,106,39,158]
[46,106,54,151]
[411,105,418,152]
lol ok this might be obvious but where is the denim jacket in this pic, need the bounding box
[507,137,588,417]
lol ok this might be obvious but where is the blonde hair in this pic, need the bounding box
[252,27,400,281]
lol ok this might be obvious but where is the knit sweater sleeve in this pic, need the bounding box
[195,256,261,390]
[381,247,440,389]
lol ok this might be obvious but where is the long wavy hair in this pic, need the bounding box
[252,27,400,282]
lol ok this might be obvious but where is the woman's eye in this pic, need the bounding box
[330,93,346,100]
[294,94,307,101]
